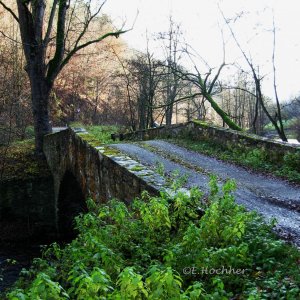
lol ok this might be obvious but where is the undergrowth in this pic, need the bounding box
[173,138,300,184]
[70,123,119,144]
[0,139,50,181]
[84,125,119,144]
[4,177,300,299]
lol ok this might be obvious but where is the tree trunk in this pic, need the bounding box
[165,104,173,126]
[204,93,242,131]
[138,96,146,130]
[30,77,52,154]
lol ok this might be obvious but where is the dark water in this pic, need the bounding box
[0,243,43,293]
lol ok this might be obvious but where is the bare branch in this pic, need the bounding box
[43,0,58,47]
[0,1,19,23]
[63,0,78,50]
[59,29,129,73]
[221,86,256,98]
[73,0,107,51]
[112,46,136,130]
[149,93,202,109]
[203,68,212,87]
[208,63,225,94]
[272,13,286,138]
[0,30,24,45]
[219,5,255,73]
[219,4,287,139]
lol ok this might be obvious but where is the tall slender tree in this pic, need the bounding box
[157,17,183,125]
[219,7,287,141]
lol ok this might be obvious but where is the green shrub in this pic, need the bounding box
[85,125,119,144]
[4,178,300,299]
[283,151,300,171]
[244,149,268,168]
[25,126,35,139]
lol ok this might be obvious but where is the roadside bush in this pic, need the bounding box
[243,149,268,168]
[283,151,300,172]
[5,178,300,299]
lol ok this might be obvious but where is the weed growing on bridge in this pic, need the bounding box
[71,123,119,144]
[5,179,300,299]
[155,161,189,191]
[85,125,119,144]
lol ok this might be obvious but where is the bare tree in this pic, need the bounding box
[112,48,138,131]
[219,70,266,130]
[0,0,128,154]
[157,17,183,125]
[220,8,287,141]
[166,40,242,131]
[128,51,164,130]
[271,15,287,141]
[0,15,31,143]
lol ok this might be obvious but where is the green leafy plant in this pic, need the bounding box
[155,161,165,176]
[4,178,300,299]
[85,125,119,144]
[244,149,268,168]
[113,267,148,299]
[283,151,300,171]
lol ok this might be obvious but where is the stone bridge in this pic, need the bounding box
[2,121,299,242]
[43,122,300,244]
[43,127,166,236]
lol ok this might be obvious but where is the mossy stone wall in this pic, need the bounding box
[122,121,300,165]
[43,128,167,231]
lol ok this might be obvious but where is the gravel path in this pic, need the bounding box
[111,141,300,246]
[145,141,300,210]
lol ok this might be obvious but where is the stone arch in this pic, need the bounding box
[57,170,87,239]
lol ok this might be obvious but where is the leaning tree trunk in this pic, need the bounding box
[29,76,52,154]
[204,92,242,131]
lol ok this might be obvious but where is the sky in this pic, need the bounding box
[102,0,300,102]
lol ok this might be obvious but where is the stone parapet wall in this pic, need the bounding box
[122,121,300,166]
[43,128,167,213]
[122,123,191,141]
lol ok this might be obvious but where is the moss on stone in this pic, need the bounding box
[101,147,122,157]
[129,165,145,172]
[75,130,121,157]
[77,132,103,147]
[193,119,210,127]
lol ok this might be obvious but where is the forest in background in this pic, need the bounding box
[0,0,300,149]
